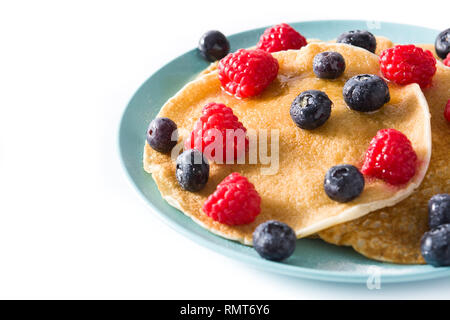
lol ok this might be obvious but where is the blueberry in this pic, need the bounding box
[253,220,296,261]
[146,117,178,153]
[421,224,450,267]
[198,30,230,62]
[176,149,209,192]
[336,30,377,53]
[435,28,450,59]
[313,51,346,79]
[429,194,450,229]
[290,90,332,130]
[343,74,390,112]
[324,165,365,203]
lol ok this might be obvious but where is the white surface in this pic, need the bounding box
[0,0,449,299]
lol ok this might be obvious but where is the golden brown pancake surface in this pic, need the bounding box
[144,43,431,245]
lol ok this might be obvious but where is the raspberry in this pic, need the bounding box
[444,53,450,67]
[184,102,248,162]
[256,23,307,53]
[379,45,437,88]
[361,129,417,185]
[445,100,450,122]
[203,173,261,225]
[218,49,279,98]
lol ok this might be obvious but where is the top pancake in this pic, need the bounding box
[143,42,431,245]
[319,46,450,264]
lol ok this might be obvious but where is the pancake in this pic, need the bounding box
[373,36,395,55]
[143,42,431,245]
[319,60,450,264]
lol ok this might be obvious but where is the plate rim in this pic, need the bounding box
[118,20,450,284]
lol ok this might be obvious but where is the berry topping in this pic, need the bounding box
[444,53,450,67]
[203,173,261,225]
[435,28,450,59]
[336,30,376,53]
[343,74,390,112]
[176,149,209,192]
[379,45,437,88]
[324,165,365,203]
[429,194,450,229]
[253,220,296,261]
[184,102,248,163]
[361,129,417,186]
[146,117,178,153]
[256,23,307,53]
[198,30,230,62]
[313,51,346,79]
[445,100,450,122]
[421,224,450,267]
[290,90,332,130]
[218,49,279,98]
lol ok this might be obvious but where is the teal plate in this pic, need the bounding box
[119,20,450,283]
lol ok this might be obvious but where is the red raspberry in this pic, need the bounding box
[444,53,450,67]
[203,173,261,225]
[184,102,248,162]
[218,49,279,98]
[361,129,417,185]
[379,45,437,88]
[256,23,307,53]
[445,100,450,122]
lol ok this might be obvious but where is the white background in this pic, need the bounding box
[1,0,449,299]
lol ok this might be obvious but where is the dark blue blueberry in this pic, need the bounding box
[290,90,332,130]
[336,30,377,53]
[324,165,365,203]
[313,51,346,79]
[435,28,450,59]
[198,30,230,62]
[343,74,390,112]
[421,224,450,267]
[176,149,209,192]
[429,194,450,229]
[146,117,178,153]
[253,220,296,261]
